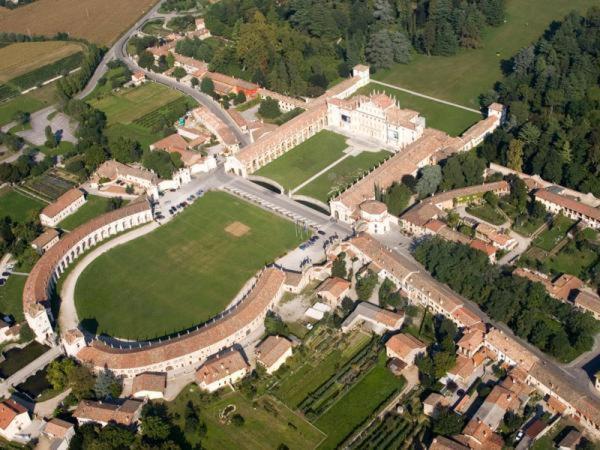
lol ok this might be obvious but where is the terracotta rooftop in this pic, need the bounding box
[359,200,387,215]
[386,333,426,359]
[469,239,497,257]
[196,348,248,386]
[0,399,27,430]
[430,436,469,450]
[44,418,74,438]
[77,269,285,370]
[457,329,485,352]
[460,418,503,450]
[535,188,600,221]
[206,72,258,91]
[574,290,600,316]
[132,372,166,395]
[484,328,538,371]
[73,399,143,426]
[424,181,509,207]
[40,188,84,219]
[316,277,350,299]
[256,335,292,369]
[151,133,188,153]
[92,160,158,184]
[31,228,59,249]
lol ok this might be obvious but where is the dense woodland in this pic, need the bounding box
[193,0,505,97]
[480,8,600,196]
[414,237,599,362]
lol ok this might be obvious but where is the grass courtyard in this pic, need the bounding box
[298,150,390,202]
[74,191,306,339]
[0,187,45,223]
[170,387,325,450]
[0,275,27,322]
[89,82,185,126]
[357,83,481,136]
[58,195,122,231]
[255,130,348,191]
[372,0,597,108]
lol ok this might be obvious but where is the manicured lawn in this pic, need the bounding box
[0,82,58,126]
[372,0,597,108]
[546,244,599,279]
[169,388,325,450]
[255,130,348,191]
[0,275,27,322]
[314,353,405,450]
[274,331,371,408]
[89,82,184,125]
[357,83,480,136]
[104,122,164,150]
[465,204,506,226]
[533,215,575,252]
[298,150,390,202]
[58,195,118,231]
[0,188,45,222]
[75,192,306,339]
[0,341,49,378]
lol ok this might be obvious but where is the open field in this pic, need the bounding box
[170,387,325,450]
[0,275,27,322]
[314,353,404,450]
[357,83,480,136]
[104,123,163,150]
[75,191,305,339]
[0,81,58,126]
[298,150,390,202]
[0,188,45,222]
[372,0,597,108]
[0,0,159,46]
[90,83,184,125]
[58,195,118,231]
[255,131,348,191]
[0,41,84,83]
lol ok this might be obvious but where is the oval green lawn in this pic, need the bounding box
[74,191,305,340]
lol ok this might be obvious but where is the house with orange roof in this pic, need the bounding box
[0,399,31,442]
[31,228,59,254]
[73,399,143,428]
[430,436,469,450]
[475,223,517,251]
[457,328,485,358]
[132,372,167,400]
[316,277,350,307]
[385,333,426,365]
[535,188,600,229]
[39,188,86,227]
[256,335,293,374]
[469,239,497,263]
[457,418,504,450]
[150,134,217,175]
[40,418,75,450]
[131,71,145,86]
[442,350,486,390]
[196,348,249,392]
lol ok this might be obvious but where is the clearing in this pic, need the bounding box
[0,0,159,46]
[298,150,390,202]
[255,130,348,191]
[0,41,84,83]
[372,0,597,108]
[0,187,45,223]
[74,191,305,339]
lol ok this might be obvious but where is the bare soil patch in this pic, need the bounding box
[225,221,250,237]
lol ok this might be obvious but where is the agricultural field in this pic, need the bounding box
[74,192,307,339]
[0,275,27,322]
[0,187,45,222]
[297,150,390,202]
[372,0,597,108]
[169,387,325,450]
[90,83,185,126]
[357,83,480,137]
[133,96,193,129]
[58,195,119,231]
[255,130,349,191]
[104,123,163,151]
[0,0,159,45]
[0,41,84,84]
[314,352,405,450]
[0,81,58,126]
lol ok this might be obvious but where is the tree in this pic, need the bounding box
[433,407,464,436]
[234,91,246,105]
[143,150,182,179]
[85,145,108,169]
[231,413,245,426]
[109,136,142,163]
[200,77,215,97]
[13,110,30,125]
[332,252,347,279]
[190,77,199,87]
[415,165,442,198]
[259,97,281,119]
[94,369,122,399]
[381,183,411,215]
[47,358,76,391]
[138,51,155,70]
[44,125,57,148]
[356,270,378,301]
[506,139,524,172]
[142,415,171,441]
[264,311,288,336]
[172,67,187,80]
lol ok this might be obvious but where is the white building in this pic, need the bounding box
[385,333,427,365]
[256,335,293,375]
[327,92,425,150]
[132,372,167,400]
[39,189,86,227]
[31,228,60,254]
[357,200,393,234]
[0,399,32,443]
[40,418,75,450]
[195,348,249,392]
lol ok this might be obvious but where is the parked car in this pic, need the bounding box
[0,279,5,286]
[317,230,326,236]
[2,272,9,277]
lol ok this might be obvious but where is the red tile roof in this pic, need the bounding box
[41,188,84,219]
[535,189,600,221]
[0,399,27,430]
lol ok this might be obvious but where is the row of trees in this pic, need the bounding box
[480,8,600,197]
[414,237,600,362]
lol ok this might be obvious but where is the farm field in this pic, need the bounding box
[255,130,348,191]
[356,83,480,136]
[89,83,185,126]
[298,150,390,202]
[0,0,159,46]
[170,388,325,450]
[0,275,27,322]
[372,0,597,108]
[58,195,117,231]
[0,187,45,222]
[75,191,306,339]
[0,82,58,126]
[0,41,84,83]
[23,172,75,201]
[314,353,405,450]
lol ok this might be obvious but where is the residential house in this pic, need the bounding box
[196,348,249,392]
[255,335,293,374]
[40,418,75,450]
[132,372,167,400]
[341,302,404,335]
[72,399,143,427]
[316,277,350,308]
[0,399,31,443]
[39,189,86,227]
[385,333,426,365]
[534,188,600,229]
[31,228,59,254]
[423,392,449,417]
